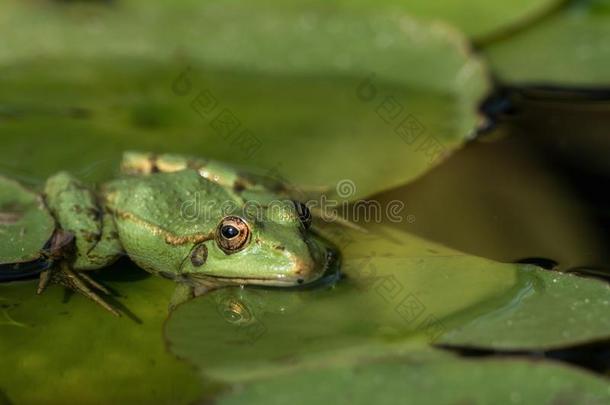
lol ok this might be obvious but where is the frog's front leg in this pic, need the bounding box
[41,172,124,315]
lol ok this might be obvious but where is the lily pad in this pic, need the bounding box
[440,267,610,350]
[216,349,610,404]
[0,0,490,200]
[165,224,610,382]
[165,254,514,381]
[0,267,202,404]
[0,176,54,265]
[482,0,610,87]
[337,227,610,352]
[165,217,603,391]
[334,0,563,40]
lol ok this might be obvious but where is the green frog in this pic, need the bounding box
[0,152,338,316]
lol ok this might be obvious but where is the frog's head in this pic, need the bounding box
[180,199,334,287]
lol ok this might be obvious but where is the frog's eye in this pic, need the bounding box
[293,201,312,230]
[216,216,251,254]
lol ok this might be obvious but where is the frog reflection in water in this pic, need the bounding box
[38,152,337,315]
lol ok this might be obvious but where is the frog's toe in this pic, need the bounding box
[77,271,112,295]
[37,263,121,317]
[37,269,52,295]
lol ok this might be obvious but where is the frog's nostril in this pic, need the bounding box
[190,244,208,267]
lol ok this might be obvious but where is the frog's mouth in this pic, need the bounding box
[203,244,338,287]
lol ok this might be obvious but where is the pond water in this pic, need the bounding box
[377,93,610,273]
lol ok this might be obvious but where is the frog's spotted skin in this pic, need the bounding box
[104,169,327,286]
[16,152,335,315]
[120,151,288,195]
[44,172,123,270]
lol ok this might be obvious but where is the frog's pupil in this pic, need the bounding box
[221,225,239,239]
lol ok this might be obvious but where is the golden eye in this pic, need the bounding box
[216,216,250,254]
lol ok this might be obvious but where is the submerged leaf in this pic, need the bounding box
[0,268,202,404]
[440,267,610,350]
[216,349,610,404]
[483,0,610,87]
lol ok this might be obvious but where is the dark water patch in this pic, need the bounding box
[439,339,610,376]
[514,257,559,270]
[477,89,517,135]
[506,85,610,102]
[564,266,610,282]
[95,257,151,283]
[0,260,51,282]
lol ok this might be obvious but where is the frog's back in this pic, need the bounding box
[102,170,241,274]
[106,170,240,232]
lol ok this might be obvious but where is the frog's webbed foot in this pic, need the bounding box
[37,262,121,317]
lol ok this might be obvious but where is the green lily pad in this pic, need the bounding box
[0,176,54,265]
[335,0,563,40]
[0,0,489,200]
[336,227,610,352]
[216,349,610,404]
[0,267,202,404]
[165,225,510,382]
[483,0,610,87]
[440,267,610,350]
[166,224,610,383]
